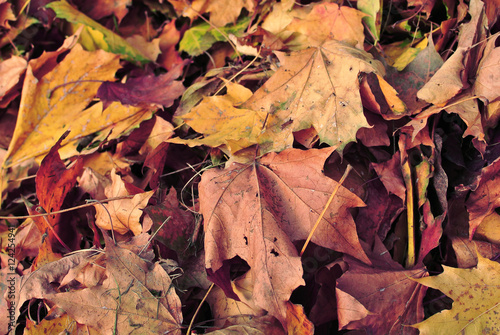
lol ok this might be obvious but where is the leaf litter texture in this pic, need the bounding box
[18,238,183,334]
[199,147,369,324]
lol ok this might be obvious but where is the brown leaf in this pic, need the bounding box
[473,36,500,103]
[0,55,27,103]
[417,47,466,105]
[200,148,370,325]
[48,241,183,334]
[337,253,427,334]
[72,0,131,22]
[206,0,255,27]
[94,169,154,235]
[466,157,500,238]
[285,3,366,49]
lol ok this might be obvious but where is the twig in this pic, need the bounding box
[300,165,353,256]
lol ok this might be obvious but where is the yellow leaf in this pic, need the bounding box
[2,44,118,169]
[170,82,267,156]
[94,170,154,235]
[1,43,155,171]
[411,253,500,334]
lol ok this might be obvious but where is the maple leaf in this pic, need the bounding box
[336,240,428,334]
[199,147,369,325]
[411,252,500,334]
[170,81,268,155]
[244,40,385,153]
[94,169,154,235]
[285,3,366,49]
[1,41,155,178]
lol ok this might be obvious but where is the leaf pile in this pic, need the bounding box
[1,0,499,334]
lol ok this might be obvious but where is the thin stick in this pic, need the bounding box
[138,217,171,256]
[0,195,134,220]
[187,283,214,334]
[300,165,353,256]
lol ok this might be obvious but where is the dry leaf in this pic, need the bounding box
[200,148,369,325]
[244,40,385,153]
[411,252,500,334]
[94,169,154,235]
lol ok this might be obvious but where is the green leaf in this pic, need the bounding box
[46,0,151,63]
[357,0,381,43]
[179,17,251,56]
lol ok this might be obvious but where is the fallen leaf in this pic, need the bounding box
[417,47,466,105]
[450,236,500,268]
[286,302,314,335]
[384,36,443,113]
[179,16,250,56]
[285,3,366,49]
[411,252,500,334]
[206,0,254,27]
[466,157,500,238]
[200,148,370,325]
[473,36,500,103]
[170,81,267,155]
[72,0,131,23]
[1,42,156,178]
[244,40,385,152]
[94,169,154,235]
[47,0,152,62]
[36,132,83,235]
[337,248,427,334]
[0,55,27,101]
[357,0,381,43]
[97,63,185,108]
[143,187,195,260]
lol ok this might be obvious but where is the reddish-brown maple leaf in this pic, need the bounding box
[199,147,369,326]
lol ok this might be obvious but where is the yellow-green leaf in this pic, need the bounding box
[47,0,151,63]
[411,253,500,334]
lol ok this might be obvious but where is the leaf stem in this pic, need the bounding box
[402,160,415,268]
